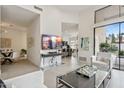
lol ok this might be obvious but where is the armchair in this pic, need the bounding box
[91,52,113,72]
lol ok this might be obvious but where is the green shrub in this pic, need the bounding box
[119,51,124,56]
[100,43,110,52]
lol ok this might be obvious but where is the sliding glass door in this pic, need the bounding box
[95,23,120,69]
[95,22,124,70]
[120,23,124,70]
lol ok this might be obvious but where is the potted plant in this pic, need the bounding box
[20,49,27,57]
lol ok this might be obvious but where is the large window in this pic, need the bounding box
[95,5,124,24]
[95,22,124,70]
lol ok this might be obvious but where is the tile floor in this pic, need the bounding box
[44,56,90,88]
[44,56,124,88]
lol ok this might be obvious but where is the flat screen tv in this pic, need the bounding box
[42,34,62,50]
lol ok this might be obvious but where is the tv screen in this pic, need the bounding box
[42,34,62,50]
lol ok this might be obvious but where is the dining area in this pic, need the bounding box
[0,48,36,80]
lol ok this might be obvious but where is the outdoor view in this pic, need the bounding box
[95,23,124,70]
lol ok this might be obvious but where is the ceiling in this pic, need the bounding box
[56,5,102,14]
[0,5,105,31]
[1,5,39,28]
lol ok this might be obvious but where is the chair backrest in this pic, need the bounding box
[12,52,20,59]
[97,52,111,62]
[79,56,87,62]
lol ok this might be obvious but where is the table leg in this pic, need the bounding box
[103,80,105,88]
[94,74,96,88]
[1,60,5,65]
[56,76,60,88]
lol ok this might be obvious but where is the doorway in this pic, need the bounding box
[61,23,79,63]
[0,5,41,79]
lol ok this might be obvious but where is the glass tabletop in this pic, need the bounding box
[95,70,108,88]
[57,69,108,88]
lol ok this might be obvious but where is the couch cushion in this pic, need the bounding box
[93,61,109,71]
[97,52,111,63]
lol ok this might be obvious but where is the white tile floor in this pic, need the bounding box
[44,56,90,88]
[107,69,124,88]
[44,56,124,88]
[113,58,124,70]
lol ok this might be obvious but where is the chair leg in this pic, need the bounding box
[7,59,13,64]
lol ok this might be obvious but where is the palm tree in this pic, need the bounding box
[111,34,116,43]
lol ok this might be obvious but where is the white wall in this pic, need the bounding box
[95,27,106,54]
[40,6,61,36]
[27,16,41,67]
[2,30,27,52]
[39,6,79,36]
[78,9,94,62]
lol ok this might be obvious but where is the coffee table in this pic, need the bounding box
[56,67,110,88]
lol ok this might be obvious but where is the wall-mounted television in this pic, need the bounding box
[42,34,62,50]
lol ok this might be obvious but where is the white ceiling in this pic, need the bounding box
[1,5,105,31]
[1,5,39,27]
[56,5,101,14]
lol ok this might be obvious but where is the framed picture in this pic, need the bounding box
[1,38,11,48]
[27,37,34,48]
[81,37,89,51]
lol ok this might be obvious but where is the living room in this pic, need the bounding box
[43,5,124,88]
[1,4,124,89]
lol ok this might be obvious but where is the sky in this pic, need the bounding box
[106,23,124,37]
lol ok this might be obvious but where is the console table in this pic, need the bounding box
[41,53,62,70]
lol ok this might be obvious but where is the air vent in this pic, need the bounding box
[34,6,43,12]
